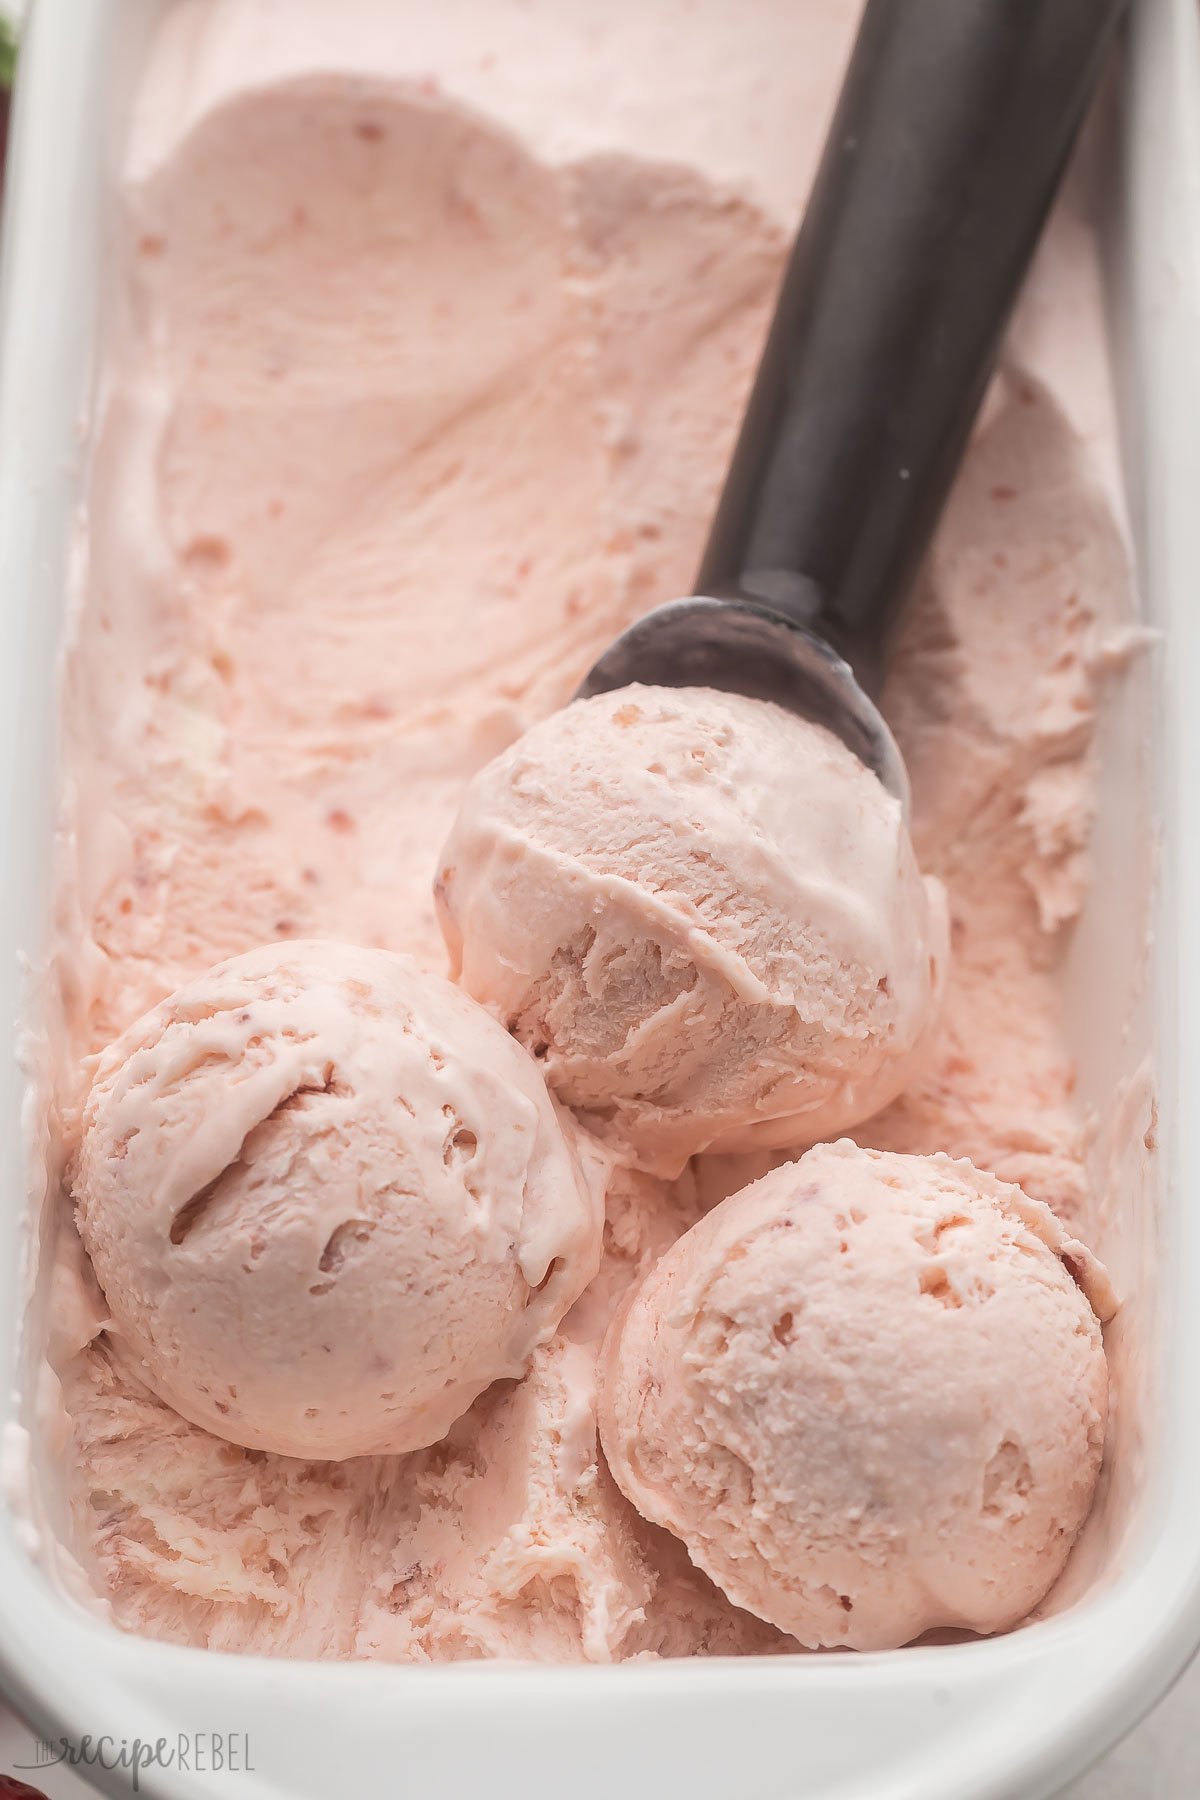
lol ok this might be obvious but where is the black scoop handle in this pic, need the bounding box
[696,0,1126,694]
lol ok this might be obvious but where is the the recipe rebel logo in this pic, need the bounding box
[13,1731,256,1789]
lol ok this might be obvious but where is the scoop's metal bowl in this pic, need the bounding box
[576,594,910,815]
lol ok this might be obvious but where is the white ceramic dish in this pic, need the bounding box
[1,2,1199,1795]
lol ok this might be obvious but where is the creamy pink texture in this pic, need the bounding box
[438,687,947,1176]
[38,0,1135,1658]
[600,1142,1114,1650]
[73,941,602,1459]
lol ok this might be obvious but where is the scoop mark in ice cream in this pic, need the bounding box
[168,1067,338,1245]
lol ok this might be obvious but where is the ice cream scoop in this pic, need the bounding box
[72,941,604,1459]
[437,686,947,1176]
[580,0,1126,806]
[599,1141,1116,1651]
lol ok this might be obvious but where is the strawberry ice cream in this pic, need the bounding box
[600,1141,1115,1649]
[73,941,602,1459]
[438,686,948,1175]
[16,0,1139,1666]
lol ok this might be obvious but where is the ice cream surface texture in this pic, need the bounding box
[73,941,602,1459]
[600,1142,1116,1650]
[29,0,1141,1661]
[438,686,948,1175]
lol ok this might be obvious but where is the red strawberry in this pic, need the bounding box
[0,1777,52,1799]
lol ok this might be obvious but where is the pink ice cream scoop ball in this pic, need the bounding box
[436,685,948,1177]
[599,1140,1115,1650]
[73,941,603,1459]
